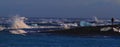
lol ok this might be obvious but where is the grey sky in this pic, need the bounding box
[0,0,120,18]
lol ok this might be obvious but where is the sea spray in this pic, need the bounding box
[10,15,30,29]
[9,15,30,34]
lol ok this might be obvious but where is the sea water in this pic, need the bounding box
[1,17,120,47]
[1,31,120,47]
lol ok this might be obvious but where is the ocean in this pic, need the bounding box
[1,31,120,47]
[0,17,120,47]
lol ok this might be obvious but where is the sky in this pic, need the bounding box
[0,0,120,18]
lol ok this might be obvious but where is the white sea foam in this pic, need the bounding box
[10,15,30,29]
[9,15,30,35]
[10,30,27,34]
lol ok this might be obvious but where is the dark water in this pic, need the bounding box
[1,31,120,47]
